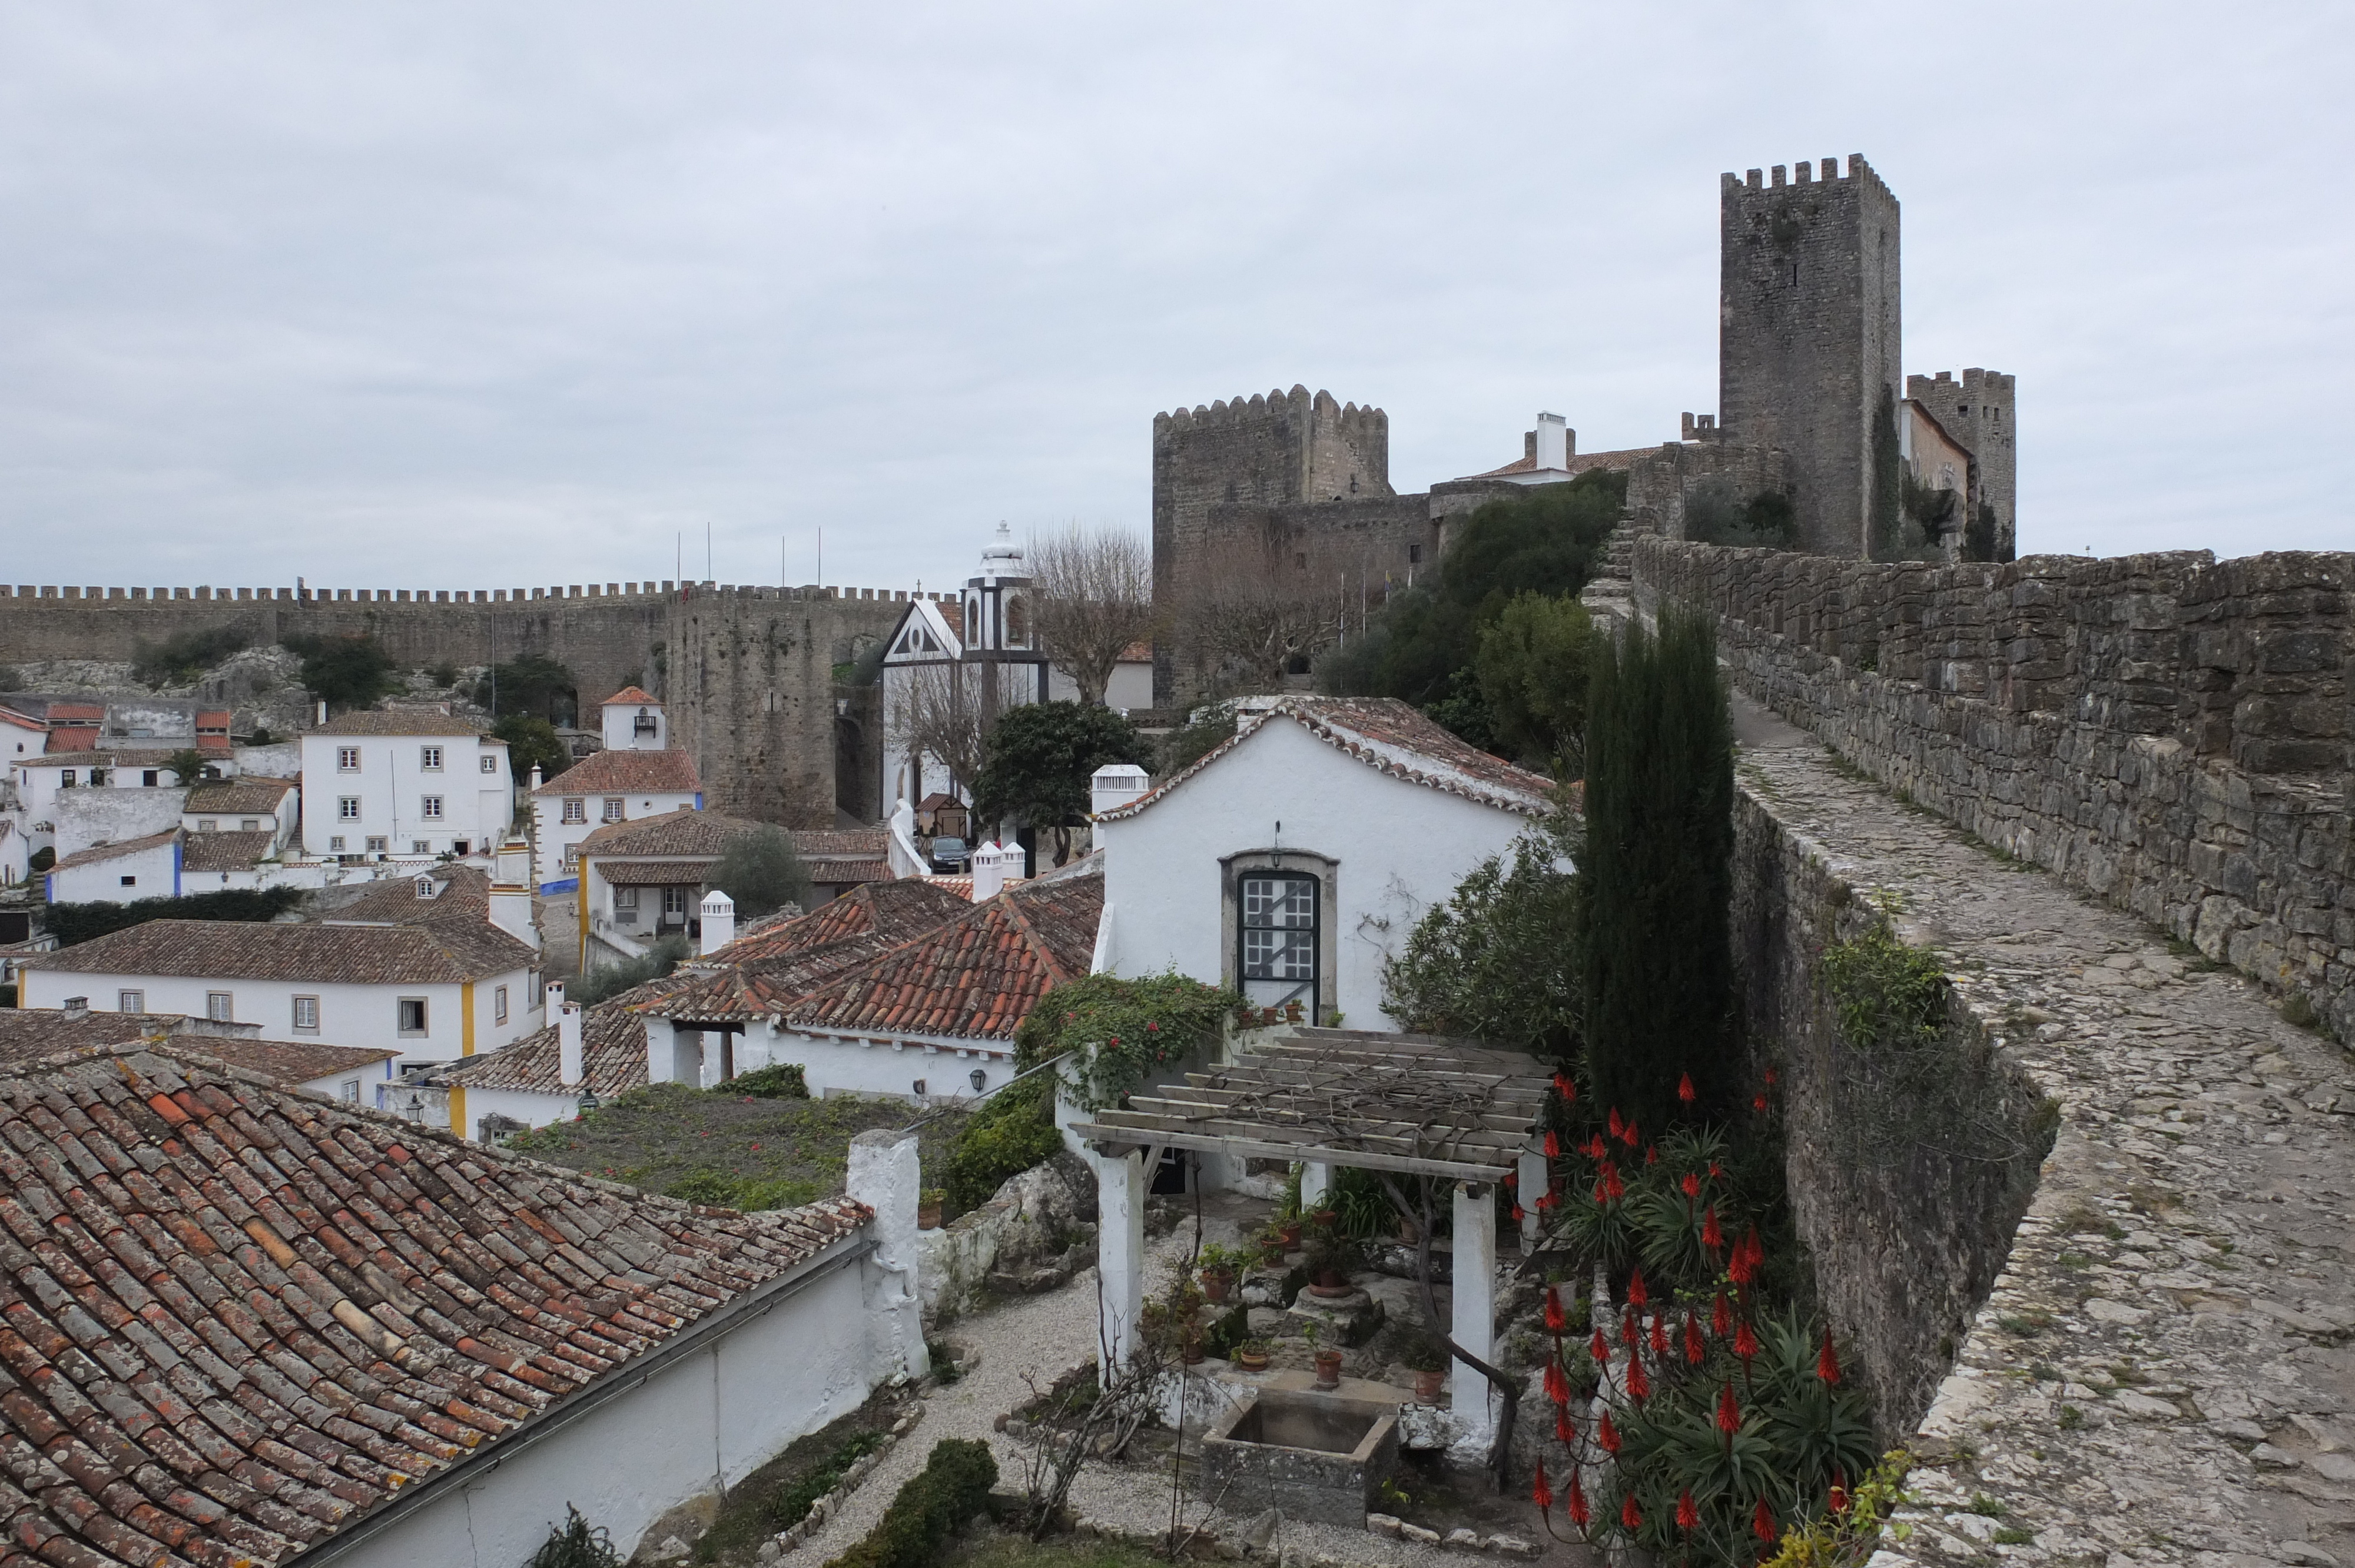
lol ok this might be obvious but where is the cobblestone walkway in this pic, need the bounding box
[1737,709,2355,1568]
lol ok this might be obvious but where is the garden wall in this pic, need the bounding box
[1730,789,2051,1437]
[1636,537,2355,1042]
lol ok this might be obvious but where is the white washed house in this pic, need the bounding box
[299,710,513,861]
[18,916,543,1068]
[529,688,702,892]
[45,829,183,903]
[1090,695,1556,1029]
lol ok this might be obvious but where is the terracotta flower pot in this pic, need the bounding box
[1306,1267,1351,1298]
[1200,1269,1233,1304]
[1413,1367,1446,1401]
[1312,1350,1343,1389]
[1182,1336,1205,1366]
[917,1200,943,1231]
[1235,1347,1271,1372]
[1277,1221,1302,1247]
[1311,1208,1339,1230]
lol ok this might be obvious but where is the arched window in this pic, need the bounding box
[1238,872,1318,1009]
[963,597,981,647]
[1003,594,1028,648]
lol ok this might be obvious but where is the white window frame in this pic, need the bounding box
[419,795,443,820]
[396,997,429,1037]
[117,989,144,1013]
[339,1079,360,1104]
[292,995,320,1033]
[337,746,361,772]
[205,992,234,1022]
[365,836,388,853]
[562,798,586,824]
[197,818,217,832]
[419,745,444,771]
[329,835,346,852]
[494,985,509,1024]
[338,796,361,820]
[601,798,625,823]
[479,754,498,774]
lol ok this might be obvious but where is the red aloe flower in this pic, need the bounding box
[1544,1360,1569,1406]
[1621,1308,1640,1350]
[1677,1490,1699,1531]
[1605,1166,1626,1202]
[1621,1119,1641,1149]
[1680,1172,1701,1200]
[1712,1291,1733,1338]
[1716,1383,1742,1434]
[1829,1470,1850,1514]
[1626,1354,1651,1403]
[1684,1313,1705,1365]
[1598,1408,1620,1453]
[1753,1092,1769,1112]
[1678,1071,1697,1105]
[1556,1406,1575,1444]
[1504,1170,1518,1188]
[1627,1268,1648,1310]
[1511,1204,1526,1222]
[1621,1494,1643,1530]
[1709,1160,1724,1178]
[1763,1066,1777,1086]
[1817,1331,1843,1385]
[1538,1188,1559,1211]
[1544,1128,1561,1159]
[1644,1144,1659,1166]
[1533,1457,1553,1512]
[1753,1498,1777,1543]
[1544,1285,1567,1334]
[1554,1071,1577,1100]
[1587,1135,1608,1160]
[1649,1315,1669,1357]
[1568,1473,1590,1528]
[1702,1205,1724,1251]
[1734,1320,1759,1363]
[1591,1327,1610,1365]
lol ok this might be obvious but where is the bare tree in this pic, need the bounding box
[1029,524,1159,706]
[1171,527,1380,698]
[891,662,998,795]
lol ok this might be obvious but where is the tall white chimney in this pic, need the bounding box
[699,890,736,954]
[1535,411,1569,471]
[1090,763,1151,818]
[970,841,1014,902]
[487,834,540,952]
[553,984,584,1088]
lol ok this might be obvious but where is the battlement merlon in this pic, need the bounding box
[1152,385,1389,436]
[1723,154,1892,199]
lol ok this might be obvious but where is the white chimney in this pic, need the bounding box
[487,835,540,952]
[699,890,736,954]
[1535,411,1569,471]
[970,841,1014,902]
[554,985,584,1088]
[1090,763,1151,818]
[316,700,328,726]
[529,764,543,793]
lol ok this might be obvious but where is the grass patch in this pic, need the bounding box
[1998,1313,2051,1337]
[690,1394,911,1566]
[944,1532,1164,1568]
[1995,1526,2036,1545]
[508,1082,967,1208]
[2058,1405,2084,1430]
[1963,1494,2008,1518]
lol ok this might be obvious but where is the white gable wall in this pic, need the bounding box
[1095,717,1530,1030]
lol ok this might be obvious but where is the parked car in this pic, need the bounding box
[928,836,970,873]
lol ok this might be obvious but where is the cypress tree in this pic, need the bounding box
[1580,606,1736,1133]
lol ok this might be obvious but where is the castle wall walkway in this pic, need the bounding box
[1736,706,2354,1568]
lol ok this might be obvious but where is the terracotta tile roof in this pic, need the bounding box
[1096,695,1556,822]
[529,748,701,798]
[49,828,180,871]
[808,859,891,885]
[327,865,491,928]
[924,875,974,900]
[0,1042,867,1564]
[599,686,661,707]
[598,862,718,888]
[709,879,972,964]
[638,933,907,1025]
[784,869,1103,1042]
[184,777,296,815]
[314,710,490,736]
[181,829,277,873]
[21,917,538,986]
[578,807,769,860]
[45,702,104,722]
[175,1034,400,1084]
[0,1008,197,1062]
[0,705,47,732]
[789,829,888,860]
[440,981,674,1096]
[39,730,99,753]
[1458,445,1654,481]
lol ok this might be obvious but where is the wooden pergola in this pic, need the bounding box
[1070,1028,1555,1445]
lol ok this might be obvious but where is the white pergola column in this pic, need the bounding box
[846,1130,928,1381]
[1300,1161,1332,1211]
[1451,1180,1497,1451]
[1094,1146,1147,1381]
[1517,1149,1549,1251]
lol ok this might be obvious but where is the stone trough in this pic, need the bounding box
[1198,1386,1400,1529]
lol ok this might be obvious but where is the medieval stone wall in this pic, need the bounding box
[1910,368,2017,559]
[1636,537,2355,1041]
[1719,156,1902,556]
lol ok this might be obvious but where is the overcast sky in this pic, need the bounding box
[2,4,2347,594]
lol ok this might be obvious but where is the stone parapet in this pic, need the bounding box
[1636,537,2355,1042]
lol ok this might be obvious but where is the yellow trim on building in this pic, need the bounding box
[579,873,591,973]
[462,981,476,1056]
[449,1084,467,1139]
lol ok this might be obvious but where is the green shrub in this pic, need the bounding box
[132,626,249,687]
[528,1505,621,1568]
[666,1170,742,1207]
[283,633,399,710]
[825,1437,996,1568]
[943,1072,1062,1215]
[1820,924,1948,1051]
[765,1431,889,1534]
[1382,811,1584,1057]
[709,827,814,919]
[1016,971,1237,1112]
[45,888,303,948]
[723,1062,810,1099]
[570,934,691,1005]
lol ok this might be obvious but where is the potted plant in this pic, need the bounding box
[917,1188,946,1230]
[1304,1321,1342,1389]
[1402,1334,1448,1401]
[1198,1242,1239,1303]
[1233,1338,1272,1373]
[1256,1225,1288,1265]
[1303,1233,1356,1298]
[1181,1323,1205,1365]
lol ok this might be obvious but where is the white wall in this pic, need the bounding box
[297,1058,400,1105]
[532,786,699,892]
[601,699,668,750]
[1095,716,1530,1030]
[183,789,298,849]
[18,968,541,1065]
[47,838,178,904]
[300,733,512,858]
[642,1017,1014,1102]
[324,1243,893,1568]
[53,785,187,858]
